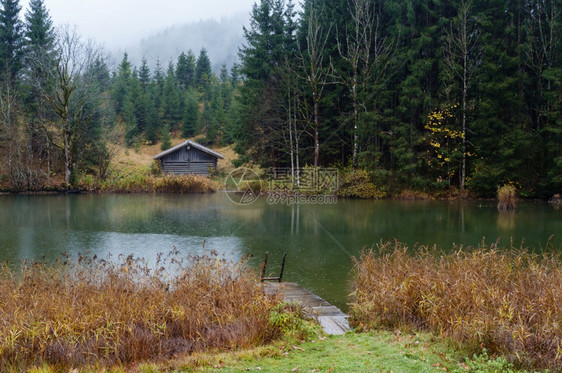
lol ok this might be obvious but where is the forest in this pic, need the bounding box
[0,0,560,197]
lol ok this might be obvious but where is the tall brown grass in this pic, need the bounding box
[497,184,517,209]
[350,240,562,370]
[80,173,218,193]
[0,251,280,370]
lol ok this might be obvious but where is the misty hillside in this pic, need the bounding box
[121,14,249,72]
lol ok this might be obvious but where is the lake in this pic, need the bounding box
[0,193,560,310]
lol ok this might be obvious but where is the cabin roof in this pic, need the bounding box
[153,140,224,160]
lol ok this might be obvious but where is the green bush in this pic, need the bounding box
[465,349,516,373]
[268,302,320,341]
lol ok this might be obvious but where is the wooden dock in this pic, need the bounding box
[263,282,351,335]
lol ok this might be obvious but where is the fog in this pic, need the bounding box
[20,0,256,49]
[122,15,249,72]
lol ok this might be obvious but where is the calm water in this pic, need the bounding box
[0,193,560,310]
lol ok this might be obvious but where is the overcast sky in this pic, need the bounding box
[20,0,257,49]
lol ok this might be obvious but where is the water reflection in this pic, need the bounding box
[0,193,560,309]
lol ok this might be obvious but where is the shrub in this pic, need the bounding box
[337,170,386,199]
[497,184,517,209]
[350,241,562,370]
[268,302,320,342]
[0,252,281,370]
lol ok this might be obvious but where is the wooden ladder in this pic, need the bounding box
[260,252,287,282]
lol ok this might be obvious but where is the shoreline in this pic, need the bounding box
[1,187,552,203]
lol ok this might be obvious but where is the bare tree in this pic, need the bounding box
[443,0,480,190]
[0,70,20,184]
[524,0,561,129]
[298,6,332,167]
[337,0,394,168]
[39,25,100,186]
[281,57,304,185]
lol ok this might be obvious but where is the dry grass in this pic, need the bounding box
[80,173,219,194]
[497,184,517,209]
[350,240,562,370]
[396,189,433,200]
[0,251,281,371]
[109,138,236,176]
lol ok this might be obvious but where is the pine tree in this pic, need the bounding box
[138,58,151,92]
[151,58,164,110]
[24,0,54,68]
[113,53,132,114]
[88,57,111,92]
[237,0,298,166]
[469,0,533,195]
[182,87,199,138]
[0,0,24,82]
[144,97,159,144]
[162,61,182,129]
[176,51,196,90]
[195,48,212,94]
[159,123,171,150]
[130,69,146,133]
[22,0,55,156]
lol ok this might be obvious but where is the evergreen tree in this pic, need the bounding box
[237,0,298,166]
[113,53,132,114]
[151,58,164,110]
[122,93,138,145]
[469,0,533,195]
[182,87,199,138]
[130,69,146,133]
[219,63,228,83]
[176,50,195,89]
[0,0,24,82]
[195,48,212,94]
[24,0,54,66]
[144,96,160,144]
[206,82,225,144]
[23,0,56,155]
[138,58,151,92]
[88,57,111,92]
[230,62,240,86]
[159,123,171,150]
[162,61,182,129]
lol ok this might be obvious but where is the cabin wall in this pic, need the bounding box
[160,146,218,176]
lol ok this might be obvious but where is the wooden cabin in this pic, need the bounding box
[154,140,223,176]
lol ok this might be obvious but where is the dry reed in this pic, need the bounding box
[0,250,280,370]
[497,184,517,209]
[350,240,562,370]
[95,173,218,194]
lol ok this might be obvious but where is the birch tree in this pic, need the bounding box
[337,0,394,168]
[443,0,480,190]
[298,6,331,167]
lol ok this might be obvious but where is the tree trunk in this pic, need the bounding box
[314,98,320,167]
[352,72,359,168]
[64,130,71,185]
[461,58,467,190]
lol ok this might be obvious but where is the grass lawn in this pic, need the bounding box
[122,330,516,373]
[189,331,458,372]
